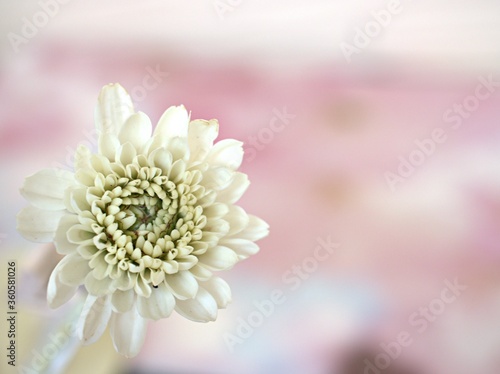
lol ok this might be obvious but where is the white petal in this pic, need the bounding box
[175,287,218,322]
[202,167,233,191]
[224,205,249,236]
[54,214,80,254]
[216,172,250,204]
[16,206,65,242]
[111,289,135,313]
[137,282,175,320]
[202,277,232,308]
[84,272,114,296]
[66,224,94,245]
[188,119,219,162]
[21,168,74,210]
[134,273,151,298]
[238,214,270,241]
[153,105,189,140]
[219,238,260,259]
[118,112,152,151]
[90,153,113,175]
[203,203,229,220]
[149,148,172,175]
[47,267,78,308]
[98,134,120,161]
[116,142,137,166]
[190,264,212,281]
[74,145,93,173]
[95,83,134,136]
[64,186,90,213]
[168,159,186,184]
[77,295,112,345]
[58,254,90,286]
[167,136,189,162]
[110,308,148,358]
[165,271,198,300]
[198,246,238,271]
[206,139,244,170]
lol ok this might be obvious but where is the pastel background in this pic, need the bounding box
[1,1,500,373]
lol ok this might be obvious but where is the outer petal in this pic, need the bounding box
[224,205,249,236]
[98,134,120,162]
[165,271,198,300]
[57,254,91,286]
[95,83,134,136]
[137,282,175,320]
[201,277,232,308]
[20,168,74,210]
[216,172,250,204]
[205,139,244,170]
[84,272,114,296]
[111,289,135,313]
[153,105,189,140]
[77,295,112,345]
[175,287,218,322]
[237,214,270,241]
[218,238,260,260]
[118,112,152,151]
[16,206,65,242]
[110,308,148,358]
[54,214,80,254]
[198,246,239,271]
[188,119,219,162]
[47,266,78,308]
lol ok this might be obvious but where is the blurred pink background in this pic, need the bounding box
[1,1,500,373]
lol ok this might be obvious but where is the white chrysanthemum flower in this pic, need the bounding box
[17,83,269,357]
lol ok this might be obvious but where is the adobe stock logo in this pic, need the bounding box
[363,278,467,373]
[384,74,500,192]
[7,0,72,53]
[244,107,295,163]
[223,236,339,352]
[340,0,412,63]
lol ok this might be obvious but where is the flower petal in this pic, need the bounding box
[175,287,218,322]
[84,272,114,296]
[118,112,152,151]
[188,119,219,162]
[54,214,80,254]
[58,254,91,286]
[111,289,135,313]
[190,264,212,281]
[202,167,233,191]
[218,238,260,260]
[47,266,78,308]
[16,206,65,243]
[98,134,120,162]
[110,308,148,358]
[116,142,137,166]
[166,271,199,300]
[137,282,175,320]
[201,277,232,308]
[206,139,244,170]
[20,168,74,210]
[149,148,172,175]
[237,214,270,241]
[224,205,249,236]
[153,105,189,140]
[198,246,238,271]
[95,83,134,136]
[77,294,112,345]
[167,136,189,162]
[216,172,250,204]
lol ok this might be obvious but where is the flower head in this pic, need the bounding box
[17,83,269,357]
